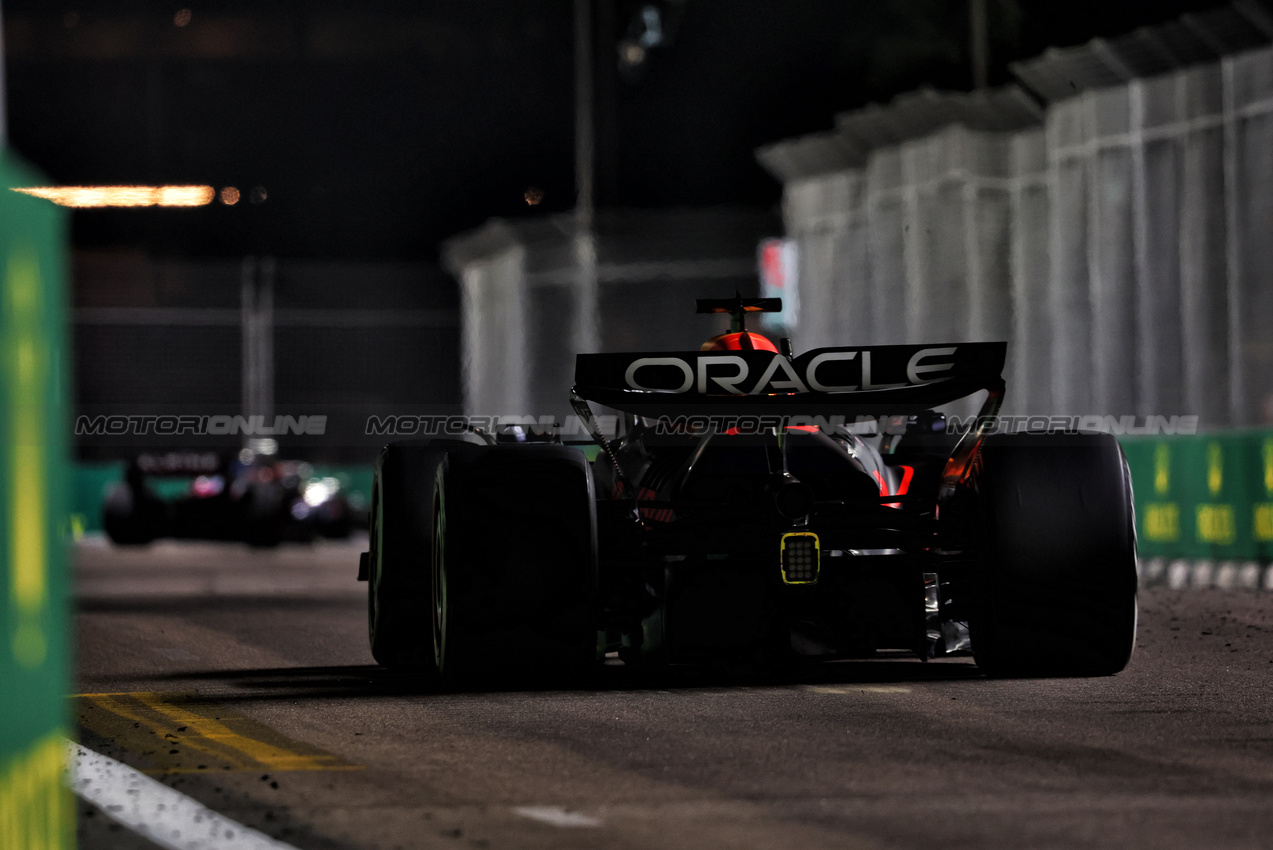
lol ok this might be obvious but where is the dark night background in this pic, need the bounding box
[4,0,1238,261]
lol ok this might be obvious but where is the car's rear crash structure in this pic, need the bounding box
[360,298,1137,685]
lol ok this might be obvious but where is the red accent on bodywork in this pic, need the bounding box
[611,479,672,522]
[896,464,914,496]
[885,464,914,509]
[637,486,673,523]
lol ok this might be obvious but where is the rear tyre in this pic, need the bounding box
[368,443,448,674]
[244,481,285,548]
[970,432,1138,677]
[434,445,598,688]
[102,483,164,545]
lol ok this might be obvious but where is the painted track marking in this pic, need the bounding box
[78,692,359,774]
[513,806,603,827]
[803,685,912,695]
[68,741,300,850]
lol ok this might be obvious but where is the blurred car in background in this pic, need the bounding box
[102,450,354,546]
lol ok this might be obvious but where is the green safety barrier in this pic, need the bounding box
[0,153,73,847]
[1122,430,1273,563]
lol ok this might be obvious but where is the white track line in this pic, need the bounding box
[66,742,299,850]
[513,806,603,828]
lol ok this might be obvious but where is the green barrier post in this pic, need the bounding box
[0,153,73,848]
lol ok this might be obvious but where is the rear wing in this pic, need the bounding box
[573,342,1006,416]
[132,452,224,476]
[695,297,782,315]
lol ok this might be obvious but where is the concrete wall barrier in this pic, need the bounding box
[759,37,1273,429]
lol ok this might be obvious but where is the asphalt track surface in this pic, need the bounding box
[74,539,1273,850]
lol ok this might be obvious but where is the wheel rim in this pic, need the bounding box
[431,480,447,673]
[368,481,381,643]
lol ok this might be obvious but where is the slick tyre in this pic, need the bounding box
[102,483,164,545]
[245,480,285,548]
[368,442,449,674]
[971,432,1138,677]
[432,445,598,688]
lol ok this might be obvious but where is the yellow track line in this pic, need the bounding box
[84,694,251,769]
[134,693,347,771]
[78,692,358,772]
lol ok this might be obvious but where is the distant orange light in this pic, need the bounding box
[619,42,646,67]
[12,186,216,208]
[174,8,192,27]
[220,186,241,205]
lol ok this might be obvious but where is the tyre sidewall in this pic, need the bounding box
[971,432,1138,677]
[369,443,454,673]
[435,445,598,687]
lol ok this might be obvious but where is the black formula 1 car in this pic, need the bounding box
[360,297,1137,684]
[103,451,354,546]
